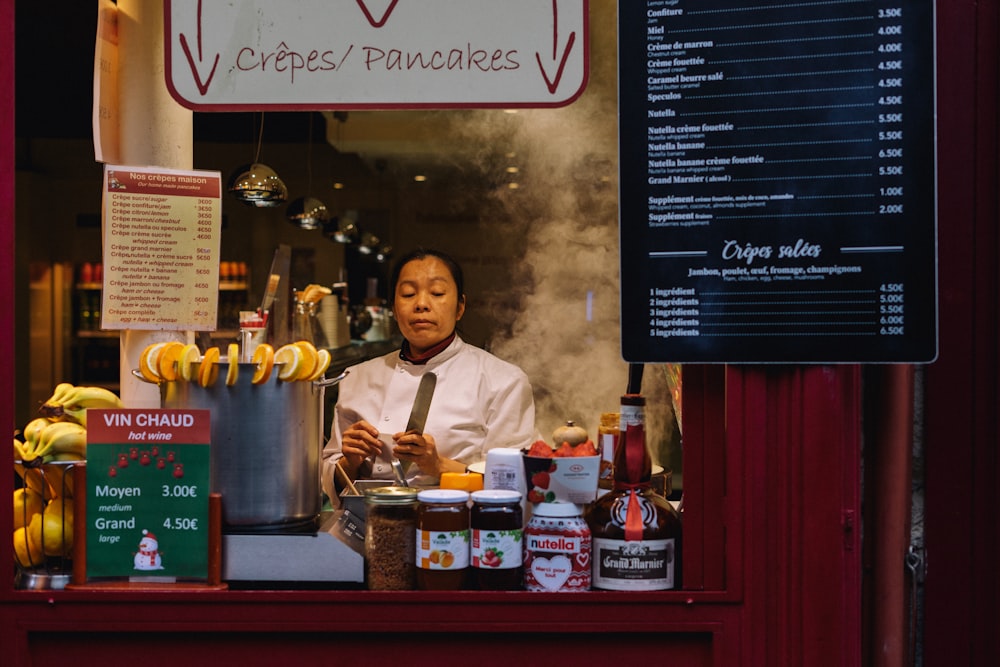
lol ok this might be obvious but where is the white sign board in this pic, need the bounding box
[164,0,589,110]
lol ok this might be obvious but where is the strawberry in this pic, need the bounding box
[527,489,546,503]
[573,440,598,457]
[554,441,574,457]
[531,471,551,489]
[527,440,554,458]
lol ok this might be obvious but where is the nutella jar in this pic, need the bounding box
[470,490,523,590]
[416,489,470,590]
[523,502,591,592]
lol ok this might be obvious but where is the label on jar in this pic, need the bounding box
[523,517,591,592]
[591,537,676,591]
[416,529,470,570]
[472,528,523,569]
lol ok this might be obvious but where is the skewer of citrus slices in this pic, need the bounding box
[177,344,201,381]
[197,347,221,387]
[157,341,186,382]
[251,343,275,384]
[138,342,168,383]
[273,341,331,381]
[225,343,240,386]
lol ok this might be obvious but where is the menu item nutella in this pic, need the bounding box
[523,502,591,592]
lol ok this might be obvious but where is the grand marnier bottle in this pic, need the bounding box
[586,394,682,590]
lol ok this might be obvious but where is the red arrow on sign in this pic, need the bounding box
[535,0,577,94]
[356,0,400,28]
[178,0,219,96]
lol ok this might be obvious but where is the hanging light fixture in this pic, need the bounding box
[286,113,330,229]
[229,114,288,207]
[324,209,359,244]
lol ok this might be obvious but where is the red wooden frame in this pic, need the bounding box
[0,0,872,663]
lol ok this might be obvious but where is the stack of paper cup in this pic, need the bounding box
[319,295,351,349]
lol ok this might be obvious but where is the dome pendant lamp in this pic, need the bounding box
[287,113,329,230]
[229,113,288,207]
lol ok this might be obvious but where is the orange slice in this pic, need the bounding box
[293,340,320,380]
[157,341,185,382]
[139,342,167,383]
[225,343,240,386]
[251,343,275,385]
[197,347,220,387]
[274,344,305,381]
[304,348,332,381]
[177,344,201,382]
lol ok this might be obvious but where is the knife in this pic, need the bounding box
[406,372,437,434]
[393,372,437,483]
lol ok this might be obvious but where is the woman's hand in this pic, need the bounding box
[393,432,466,477]
[340,420,382,477]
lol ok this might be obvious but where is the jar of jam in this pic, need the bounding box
[416,489,470,590]
[523,502,591,592]
[470,490,523,590]
[364,486,419,590]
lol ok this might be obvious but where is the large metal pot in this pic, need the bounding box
[151,363,344,532]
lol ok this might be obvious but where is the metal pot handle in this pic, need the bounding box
[314,370,349,388]
[131,368,159,384]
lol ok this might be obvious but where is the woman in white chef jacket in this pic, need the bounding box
[321,248,537,498]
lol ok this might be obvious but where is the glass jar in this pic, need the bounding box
[524,502,591,592]
[416,489,470,590]
[364,486,419,590]
[470,490,523,590]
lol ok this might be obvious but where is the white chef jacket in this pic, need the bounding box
[321,336,536,501]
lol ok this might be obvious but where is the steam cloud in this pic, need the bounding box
[450,78,679,467]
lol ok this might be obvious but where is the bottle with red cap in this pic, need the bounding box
[586,393,682,591]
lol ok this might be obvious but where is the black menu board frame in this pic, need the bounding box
[618,1,937,363]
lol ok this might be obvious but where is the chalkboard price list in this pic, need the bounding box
[619,1,937,363]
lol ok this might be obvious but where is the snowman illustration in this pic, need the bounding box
[133,529,165,571]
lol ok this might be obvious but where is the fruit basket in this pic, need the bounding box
[11,382,121,589]
[13,460,79,590]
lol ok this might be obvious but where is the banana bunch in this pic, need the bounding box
[38,383,122,427]
[16,420,87,464]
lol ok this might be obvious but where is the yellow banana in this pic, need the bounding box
[14,437,29,462]
[40,385,122,425]
[43,382,76,407]
[21,418,53,445]
[47,426,87,459]
[14,462,46,495]
[23,422,86,462]
[64,385,123,410]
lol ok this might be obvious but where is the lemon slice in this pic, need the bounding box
[293,340,319,380]
[139,342,167,383]
[225,343,240,386]
[198,347,220,387]
[251,343,275,385]
[274,344,305,381]
[157,341,185,382]
[177,344,201,382]
[304,348,332,381]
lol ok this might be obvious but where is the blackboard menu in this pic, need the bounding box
[619,1,937,363]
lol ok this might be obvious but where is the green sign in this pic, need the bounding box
[85,409,211,580]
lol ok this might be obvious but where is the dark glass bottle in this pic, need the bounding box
[586,393,682,591]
